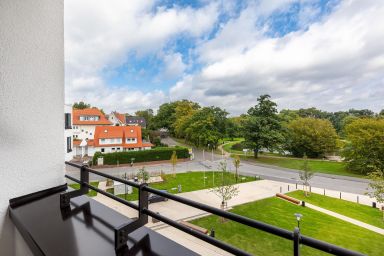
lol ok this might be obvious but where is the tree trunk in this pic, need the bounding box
[254,148,259,158]
[235,167,238,183]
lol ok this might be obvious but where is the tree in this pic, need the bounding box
[367,170,384,220]
[183,106,228,148]
[242,95,284,158]
[173,100,200,138]
[135,109,154,129]
[137,167,150,183]
[233,155,240,183]
[170,151,178,177]
[152,102,177,132]
[299,155,314,196]
[226,118,239,141]
[342,118,384,174]
[285,117,338,158]
[73,101,91,109]
[210,161,239,217]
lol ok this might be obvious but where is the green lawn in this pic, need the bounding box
[191,197,383,256]
[219,137,244,144]
[240,155,364,178]
[222,141,245,154]
[287,190,384,228]
[107,171,256,201]
[69,181,99,197]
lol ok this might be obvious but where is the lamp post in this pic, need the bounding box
[130,157,135,167]
[294,213,303,229]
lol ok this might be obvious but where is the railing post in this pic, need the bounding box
[293,227,300,256]
[80,164,89,195]
[60,164,89,209]
[138,183,149,224]
[114,183,149,253]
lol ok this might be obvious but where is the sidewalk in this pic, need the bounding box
[306,203,384,235]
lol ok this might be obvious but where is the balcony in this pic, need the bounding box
[9,162,364,256]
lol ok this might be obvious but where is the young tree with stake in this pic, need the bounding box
[299,155,314,197]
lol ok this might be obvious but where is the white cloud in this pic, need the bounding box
[64,0,220,111]
[171,0,384,114]
[159,52,187,79]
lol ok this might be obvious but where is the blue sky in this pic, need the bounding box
[65,0,384,115]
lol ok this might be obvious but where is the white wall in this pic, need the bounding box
[0,1,64,255]
[73,124,96,140]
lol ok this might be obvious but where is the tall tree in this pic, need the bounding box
[285,117,338,158]
[152,102,177,132]
[183,106,228,148]
[73,101,91,109]
[342,118,384,174]
[173,100,200,138]
[242,95,284,158]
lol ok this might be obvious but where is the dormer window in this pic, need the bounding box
[131,129,134,133]
[104,129,108,133]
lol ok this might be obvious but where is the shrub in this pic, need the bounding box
[93,147,189,165]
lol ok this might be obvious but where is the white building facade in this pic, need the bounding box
[64,104,74,161]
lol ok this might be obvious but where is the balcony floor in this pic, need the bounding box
[9,186,198,256]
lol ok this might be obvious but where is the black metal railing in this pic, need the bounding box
[64,162,365,256]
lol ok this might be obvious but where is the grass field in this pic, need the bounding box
[239,155,364,178]
[107,171,256,201]
[191,197,383,255]
[222,141,244,154]
[287,190,384,228]
[69,181,99,197]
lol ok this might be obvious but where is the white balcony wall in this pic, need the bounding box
[0,0,64,255]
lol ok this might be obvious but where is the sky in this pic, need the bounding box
[64,0,384,115]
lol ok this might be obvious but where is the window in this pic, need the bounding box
[117,148,120,151]
[81,129,84,132]
[66,137,72,153]
[65,113,71,129]
[101,148,105,153]
[112,148,115,151]
[90,133,92,135]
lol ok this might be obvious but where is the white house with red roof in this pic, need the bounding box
[72,108,112,140]
[107,111,126,126]
[73,125,153,157]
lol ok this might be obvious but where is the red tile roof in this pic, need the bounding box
[93,125,153,148]
[94,126,124,139]
[73,108,112,125]
[114,112,126,124]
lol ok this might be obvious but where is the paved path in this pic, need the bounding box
[305,203,384,235]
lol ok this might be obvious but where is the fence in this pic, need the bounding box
[63,161,364,256]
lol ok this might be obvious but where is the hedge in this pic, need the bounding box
[93,147,190,165]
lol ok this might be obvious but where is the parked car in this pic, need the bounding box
[148,190,168,204]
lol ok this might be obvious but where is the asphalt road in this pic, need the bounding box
[65,137,370,195]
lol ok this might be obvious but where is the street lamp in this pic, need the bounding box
[130,157,135,167]
[294,213,303,229]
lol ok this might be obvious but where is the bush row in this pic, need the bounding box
[93,147,190,165]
